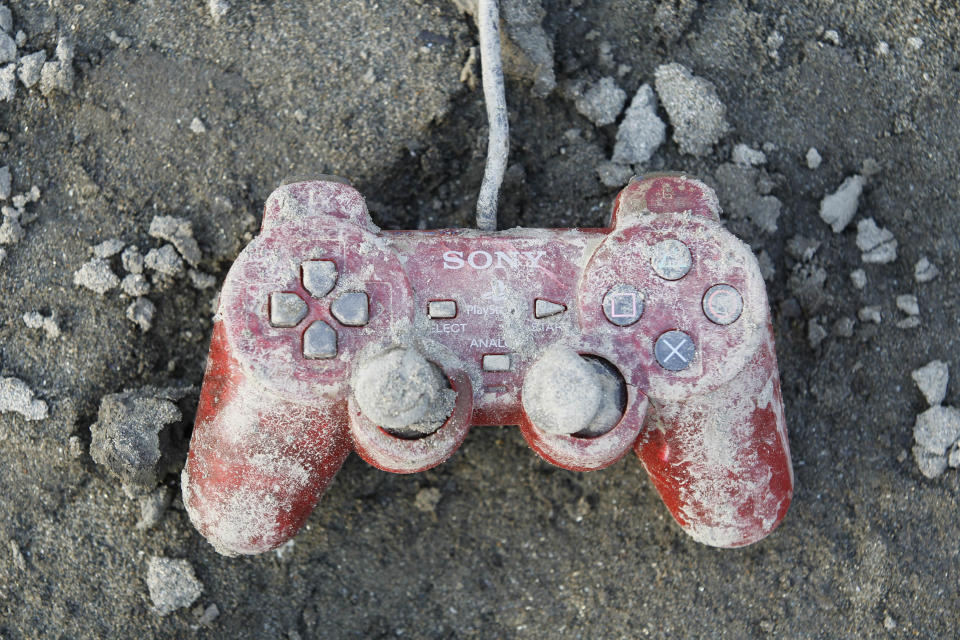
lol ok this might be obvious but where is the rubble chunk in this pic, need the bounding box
[732,143,766,166]
[121,273,151,297]
[913,405,960,455]
[17,50,45,88]
[595,161,632,188]
[148,216,201,266]
[121,246,144,274]
[913,446,947,479]
[914,256,939,283]
[126,297,156,332]
[146,557,203,616]
[91,238,125,258]
[850,268,866,289]
[0,62,14,102]
[819,175,864,233]
[0,164,9,199]
[188,269,216,290]
[654,62,730,156]
[208,0,230,24]
[0,377,48,420]
[22,310,60,339]
[896,316,921,330]
[574,76,626,126]
[858,306,882,324]
[611,83,664,165]
[895,294,919,316]
[833,317,856,338]
[136,486,172,530]
[805,147,822,169]
[911,360,949,407]
[856,218,898,263]
[0,31,14,64]
[144,244,184,277]
[73,258,120,294]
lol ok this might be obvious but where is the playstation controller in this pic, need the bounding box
[182,174,793,555]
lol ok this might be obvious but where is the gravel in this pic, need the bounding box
[856,217,898,263]
[805,147,822,169]
[654,62,730,156]
[611,83,664,165]
[911,360,949,407]
[146,556,203,616]
[0,164,9,199]
[819,174,864,233]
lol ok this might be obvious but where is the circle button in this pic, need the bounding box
[655,330,696,371]
[602,284,644,327]
[703,284,743,325]
[650,239,692,280]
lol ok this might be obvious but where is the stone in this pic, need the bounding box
[121,246,144,274]
[819,175,864,233]
[595,161,632,188]
[91,238,125,258]
[73,258,120,294]
[856,218,898,263]
[611,83,664,165]
[914,256,939,283]
[0,164,9,199]
[911,360,949,407]
[126,297,156,332]
[136,487,172,530]
[121,273,151,297]
[574,76,626,126]
[913,405,960,455]
[17,50,44,88]
[0,377,48,420]
[654,62,730,156]
[0,62,14,102]
[144,244,184,277]
[146,557,202,616]
[850,269,866,289]
[805,147,822,169]
[913,446,947,479]
[895,294,919,316]
[732,143,766,166]
[22,310,60,339]
[858,306,882,324]
[148,216,201,267]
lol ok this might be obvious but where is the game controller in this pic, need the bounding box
[182,174,793,555]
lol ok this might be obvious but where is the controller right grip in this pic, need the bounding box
[182,323,352,555]
[635,332,793,548]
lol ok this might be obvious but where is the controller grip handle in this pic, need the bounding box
[635,332,793,548]
[182,323,352,555]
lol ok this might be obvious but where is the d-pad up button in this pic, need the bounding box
[331,291,369,326]
[303,260,338,298]
[303,320,338,359]
[270,292,308,328]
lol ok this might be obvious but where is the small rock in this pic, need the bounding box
[574,76,626,126]
[136,486,172,530]
[911,360,949,407]
[856,218,898,263]
[913,446,947,479]
[197,603,220,626]
[882,615,897,631]
[807,318,828,349]
[906,36,923,50]
[0,164,9,199]
[895,294,919,316]
[833,317,855,338]
[0,62,14,101]
[858,306,882,324]
[38,60,72,96]
[876,41,890,56]
[0,207,22,243]
[654,62,730,156]
[13,29,23,47]
[0,6,11,33]
[913,405,960,455]
[73,258,120,294]
[786,236,820,262]
[0,376,48,420]
[189,117,207,134]
[148,216,201,266]
[17,50,45,88]
[414,487,442,513]
[146,557,203,616]
[121,273,151,297]
[22,310,60,339]
[107,30,133,50]
[714,163,781,233]
[499,0,556,98]
[188,269,216,290]
[914,256,939,283]
[144,244,184,277]
[805,147,822,169]
[786,264,827,313]
[822,29,841,46]
[819,175,864,233]
[89,386,193,493]
[91,238,125,258]
[68,435,84,458]
[732,143,766,166]
[126,297,155,332]
[896,316,921,330]
[122,246,144,274]
[850,268,867,289]
[595,161,632,188]
[0,32,14,65]
[208,0,230,23]
[611,83,664,165]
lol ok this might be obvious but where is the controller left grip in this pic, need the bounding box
[182,323,352,555]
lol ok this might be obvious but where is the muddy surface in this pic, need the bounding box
[1,0,958,637]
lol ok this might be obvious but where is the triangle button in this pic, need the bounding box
[535,299,566,319]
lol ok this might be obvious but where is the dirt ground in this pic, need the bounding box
[1,0,959,638]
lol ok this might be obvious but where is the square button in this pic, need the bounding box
[482,354,511,372]
[427,300,457,319]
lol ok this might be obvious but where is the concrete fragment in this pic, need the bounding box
[89,386,193,493]
[0,377,48,420]
[126,297,155,332]
[654,62,730,156]
[856,218,898,263]
[22,310,60,339]
[896,316,921,330]
[146,557,203,616]
[786,264,827,314]
[500,0,556,97]
[732,143,766,166]
[861,157,881,177]
[714,163,781,233]
[121,273,151,297]
[611,84,664,165]
[121,246,144,274]
[833,317,855,338]
[0,62,14,101]
[91,238,125,258]
[73,258,120,294]
[895,294,919,316]
[913,446,947,479]
[148,216,201,266]
[0,165,8,199]
[188,269,216,290]
[17,50,44,88]
[913,405,960,455]
[819,175,864,232]
[574,76,626,126]
[858,306,881,324]
[850,268,866,289]
[911,360,948,407]
[197,604,220,626]
[144,244,184,277]
[39,36,74,96]
[805,147,822,169]
[0,32,14,64]
[595,161,632,188]
[136,486,172,530]
[0,6,11,33]
[914,256,939,283]
[786,236,820,262]
[189,118,206,134]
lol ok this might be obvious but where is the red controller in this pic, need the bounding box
[183,174,793,555]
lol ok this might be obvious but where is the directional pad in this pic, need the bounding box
[331,291,369,326]
[303,320,338,359]
[303,260,338,298]
[270,292,308,327]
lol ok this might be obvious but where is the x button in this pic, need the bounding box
[654,330,696,371]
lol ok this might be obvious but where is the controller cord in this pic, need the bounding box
[475,0,509,231]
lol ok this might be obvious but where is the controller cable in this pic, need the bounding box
[475,0,508,232]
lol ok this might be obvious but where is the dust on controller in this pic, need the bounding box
[182,174,794,555]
